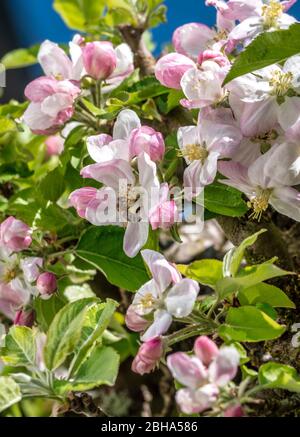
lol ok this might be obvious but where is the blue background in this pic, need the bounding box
[7,0,299,53]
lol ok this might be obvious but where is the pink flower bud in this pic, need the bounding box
[69,187,98,218]
[155,53,195,89]
[148,183,178,231]
[198,50,230,68]
[0,216,32,253]
[129,126,165,162]
[194,336,219,366]
[14,309,35,327]
[45,135,65,157]
[37,272,57,296]
[132,337,164,375]
[82,42,117,81]
[224,404,244,417]
[125,305,149,332]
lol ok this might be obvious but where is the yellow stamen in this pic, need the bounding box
[54,73,64,81]
[269,70,294,96]
[2,268,17,283]
[247,188,271,221]
[179,144,209,162]
[140,293,155,310]
[262,1,284,28]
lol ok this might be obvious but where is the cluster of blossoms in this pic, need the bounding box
[23,37,134,134]
[0,217,57,325]
[69,109,178,257]
[167,336,240,415]
[154,0,300,222]
[19,0,300,417]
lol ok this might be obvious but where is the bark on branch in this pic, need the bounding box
[119,26,156,77]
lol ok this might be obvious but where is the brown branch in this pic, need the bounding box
[119,26,156,76]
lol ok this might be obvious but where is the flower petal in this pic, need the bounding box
[123,221,149,258]
[165,278,199,318]
[141,309,172,341]
[167,352,207,388]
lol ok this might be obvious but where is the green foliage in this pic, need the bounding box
[0,377,22,413]
[238,282,295,309]
[53,0,106,31]
[259,362,300,393]
[1,46,40,69]
[76,226,149,291]
[224,24,300,84]
[219,306,285,342]
[44,298,97,370]
[1,326,36,367]
[216,260,291,299]
[177,259,223,287]
[222,229,267,277]
[55,346,120,393]
[201,182,248,217]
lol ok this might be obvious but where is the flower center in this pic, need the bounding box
[2,268,17,283]
[262,1,284,28]
[54,73,64,81]
[140,293,156,310]
[179,144,209,162]
[247,188,272,221]
[269,70,294,96]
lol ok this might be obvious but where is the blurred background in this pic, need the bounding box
[0,0,300,103]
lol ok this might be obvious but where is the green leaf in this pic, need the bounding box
[238,282,295,309]
[34,294,67,332]
[258,362,300,392]
[69,299,118,376]
[53,0,105,30]
[38,167,66,202]
[178,259,223,287]
[76,226,149,292]
[223,229,267,277]
[1,326,36,367]
[1,45,39,69]
[0,117,16,136]
[44,298,97,370]
[219,306,285,342]
[224,24,300,85]
[55,346,119,393]
[0,377,22,413]
[216,260,290,299]
[201,182,248,217]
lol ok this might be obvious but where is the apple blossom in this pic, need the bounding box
[148,183,178,230]
[0,216,32,253]
[129,250,199,341]
[38,38,84,82]
[155,53,195,89]
[167,336,239,414]
[69,187,98,218]
[227,0,297,47]
[178,107,242,197]
[77,153,161,257]
[125,304,149,332]
[224,404,245,417]
[129,126,165,162]
[218,148,300,222]
[45,135,65,156]
[228,58,300,137]
[23,76,81,135]
[86,110,165,164]
[37,272,57,297]
[14,309,35,327]
[0,251,42,320]
[82,42,117,81]
[132,337,164,375]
